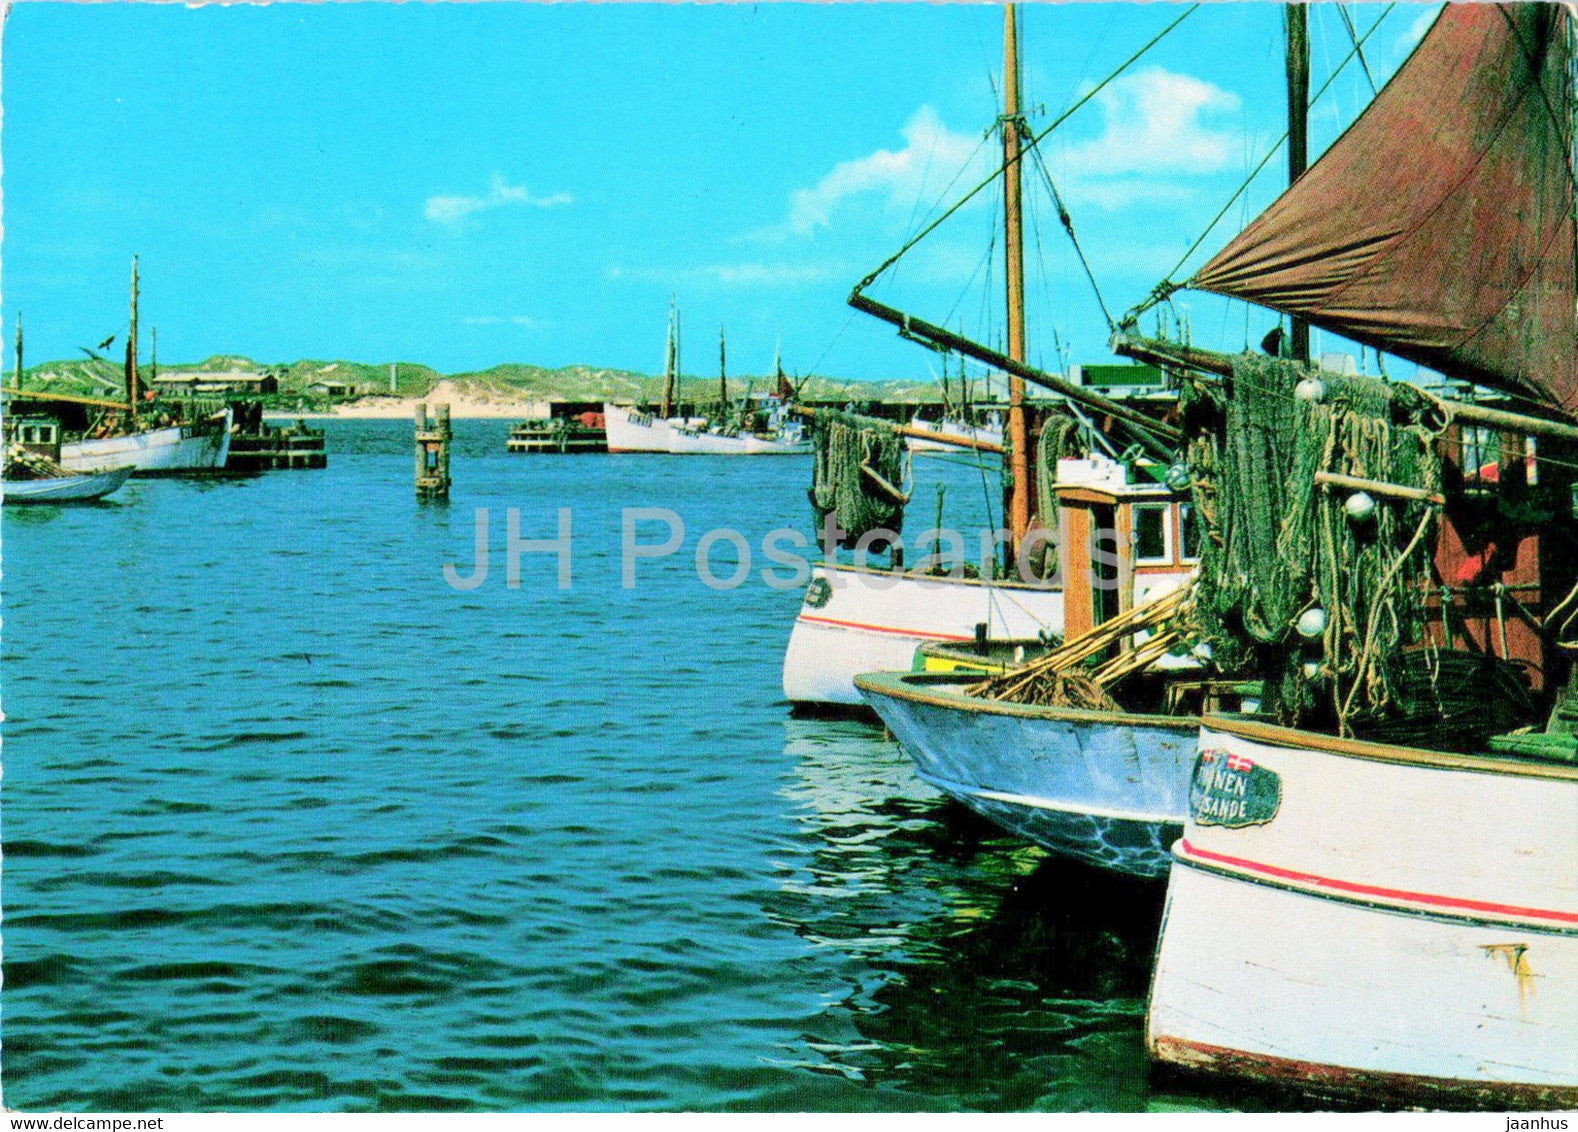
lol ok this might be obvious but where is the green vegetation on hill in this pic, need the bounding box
[12,353,974,406]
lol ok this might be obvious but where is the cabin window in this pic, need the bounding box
[1461,426,1497,482]
[1178,503,1199,562]
[1132,503,1171,564]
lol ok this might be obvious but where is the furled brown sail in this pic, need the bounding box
[1192,4,1577,417]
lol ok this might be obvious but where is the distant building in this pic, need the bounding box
[306,380,358,400]
[153,370,279,396]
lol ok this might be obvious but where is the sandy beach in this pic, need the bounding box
[264,380,560,421]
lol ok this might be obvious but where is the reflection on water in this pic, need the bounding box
[772,719,1172,1111]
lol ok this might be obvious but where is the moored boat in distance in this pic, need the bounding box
[4,417,134,502]
[906,411,1004,453]
[60,406,233,475]
[4,465,132,504]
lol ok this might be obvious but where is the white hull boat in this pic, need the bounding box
[783,563,1065,708]
[666,422,808,455]
[906,415,1004,453]
[856,671,1197,877]
[602,403,676,453]
[1148,716,1578,1107]
[60,408,232,474]
[3,466,133,504]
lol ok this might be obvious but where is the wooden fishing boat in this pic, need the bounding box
[1150,716,1578,1107]
[784,563,1065,708]
[1116,3,1578,1103]
[4,417,133,502]
[605,300,708,454]
[906,411,1004,454]
[665,403,808,455]
[60,407,232,474]
[7,259,235,476]
[853,464,1215,876]
[857,670,1197,877]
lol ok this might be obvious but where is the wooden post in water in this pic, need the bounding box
[415,402,452,499]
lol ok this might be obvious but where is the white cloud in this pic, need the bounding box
[1059,67,1239,179]
[762,106,990,240]
[424,176,572,225]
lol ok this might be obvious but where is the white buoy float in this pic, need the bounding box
[1343,491,1377,522]
[1296,606,1328,639]
[1294,377,1326,403]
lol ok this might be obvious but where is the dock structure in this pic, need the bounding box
[415,402,451,499]
[227,423,328,471]
[226,404,326,471]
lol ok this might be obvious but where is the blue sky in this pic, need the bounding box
[2,2,1432,382]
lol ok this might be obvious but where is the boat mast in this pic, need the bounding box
[661,298,677,419]
[12,312,21,390]
[718,325,728,417]
[1286,3,1310,363]
[125,255,140,422]
[1003,3,1032,551]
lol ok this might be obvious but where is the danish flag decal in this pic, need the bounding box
[1189,748,1282,828]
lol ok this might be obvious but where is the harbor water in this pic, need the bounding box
[5,420,1269,1112]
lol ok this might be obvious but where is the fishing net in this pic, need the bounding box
[5,445,69,480]
[1027,411,1083,578]
[808,410,908,547]
[1188,354,1448,735]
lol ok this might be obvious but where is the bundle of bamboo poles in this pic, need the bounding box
[966,582,1194,705]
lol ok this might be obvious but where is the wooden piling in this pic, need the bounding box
[415,402,451,499]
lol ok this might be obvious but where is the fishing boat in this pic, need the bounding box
[4,465,132,504]
[784,6,1183,710]
[906,410,1004,454]
[60,406,233,474]
[1150,715,1578,1108]
[4,418,132,503]
[12,258,235,475]
[1113,3,1578,1103]
[662,330,808,454]
[856,459,1211,878]
[667,419,808,455]
[604,300,705,453]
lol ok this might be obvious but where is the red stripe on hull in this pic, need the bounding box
[1179,840,1578,926]
[793,613,975,641]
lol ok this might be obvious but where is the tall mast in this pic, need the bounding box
[1003,4,1031,552]
[661,298,677,419]
[12,312,21,390]
[125,255,141,421]
[718,325,728,413]
[151,326,158,385]
[1285,3,1310,363]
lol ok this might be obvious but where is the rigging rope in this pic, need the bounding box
[852,4,1200,295]
[1027,139,1115,329]
[1118,3,1397,329]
